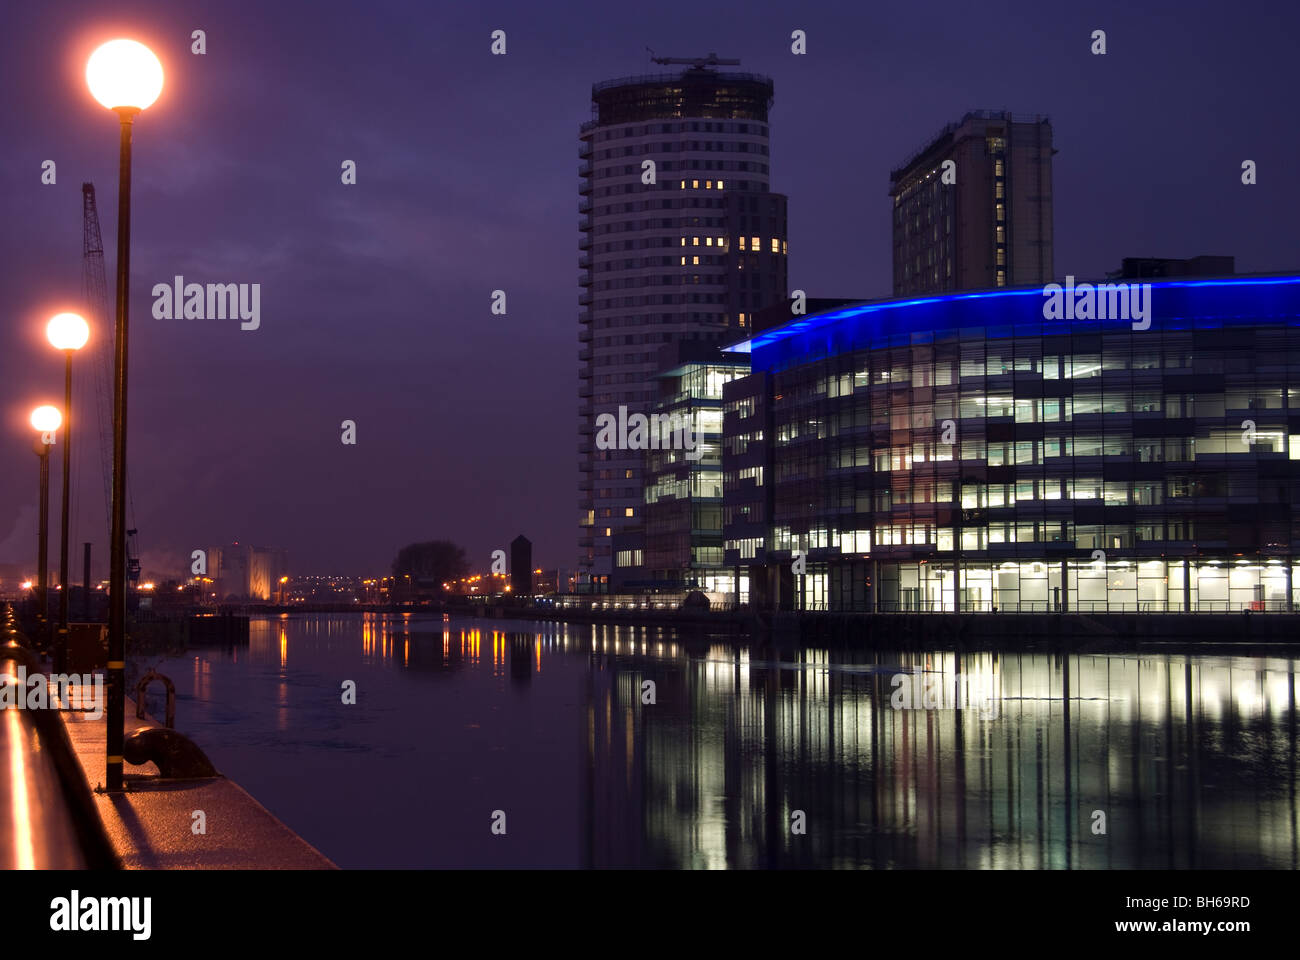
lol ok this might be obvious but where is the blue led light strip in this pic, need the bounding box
[726,276,1300,373]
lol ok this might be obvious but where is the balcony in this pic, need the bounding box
[578,235,592,250]
[579,217,591,232]
[579,141,591,159]
[578,161,591,178]
[579,272,592,287]
[578,326,592,342]
[579,177,593,196]
[579,197,591,214]
[579,254,591,269]
[579,291,592,305]
[579,347,591,362]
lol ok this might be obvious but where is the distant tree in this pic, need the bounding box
[391,540,469,590]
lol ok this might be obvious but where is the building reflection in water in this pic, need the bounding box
[247,614,1298,868]
[568,623,1297,869]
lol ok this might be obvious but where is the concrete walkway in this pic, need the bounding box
[61,698,335,869]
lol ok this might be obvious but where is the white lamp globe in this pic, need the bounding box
[86,39,163,111]
[30,405,62,433]
[46,312,90,351]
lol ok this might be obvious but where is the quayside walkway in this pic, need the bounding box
[2,603,333,870]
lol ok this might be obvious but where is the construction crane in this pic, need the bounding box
[81,185,113,539]
[648,51,740,69]
[81,183,140,585]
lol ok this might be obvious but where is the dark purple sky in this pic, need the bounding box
[2,0,1296,580]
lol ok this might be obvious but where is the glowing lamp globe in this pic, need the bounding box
[30,405,62,433]
[46,312,89,351]
[86,39,163,111]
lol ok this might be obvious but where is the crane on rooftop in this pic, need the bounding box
[647,51,741,69]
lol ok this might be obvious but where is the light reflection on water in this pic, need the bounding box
[134,613,1299,869]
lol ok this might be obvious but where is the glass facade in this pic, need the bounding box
[726,276,1300,612]
[637,347,749,594]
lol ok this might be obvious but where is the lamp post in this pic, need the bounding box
[30,405,62,649]
[86,37,163,792]
[46,312,89,672]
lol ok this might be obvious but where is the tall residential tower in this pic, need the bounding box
[890,110,1054,296]
[577,56,788,588]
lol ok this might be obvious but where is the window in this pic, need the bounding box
[1067,355,1101,379]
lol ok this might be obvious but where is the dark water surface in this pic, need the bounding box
[130,613,1299,869]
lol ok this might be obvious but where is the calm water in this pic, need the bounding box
[129,613,1300,869]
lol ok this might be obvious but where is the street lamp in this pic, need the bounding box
[30,405,62,649]
[46,312,89,672]
[87,37,163,793]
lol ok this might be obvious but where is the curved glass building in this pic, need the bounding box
[723,275,1300,613]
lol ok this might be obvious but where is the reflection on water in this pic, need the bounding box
[137,613,1299,869]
